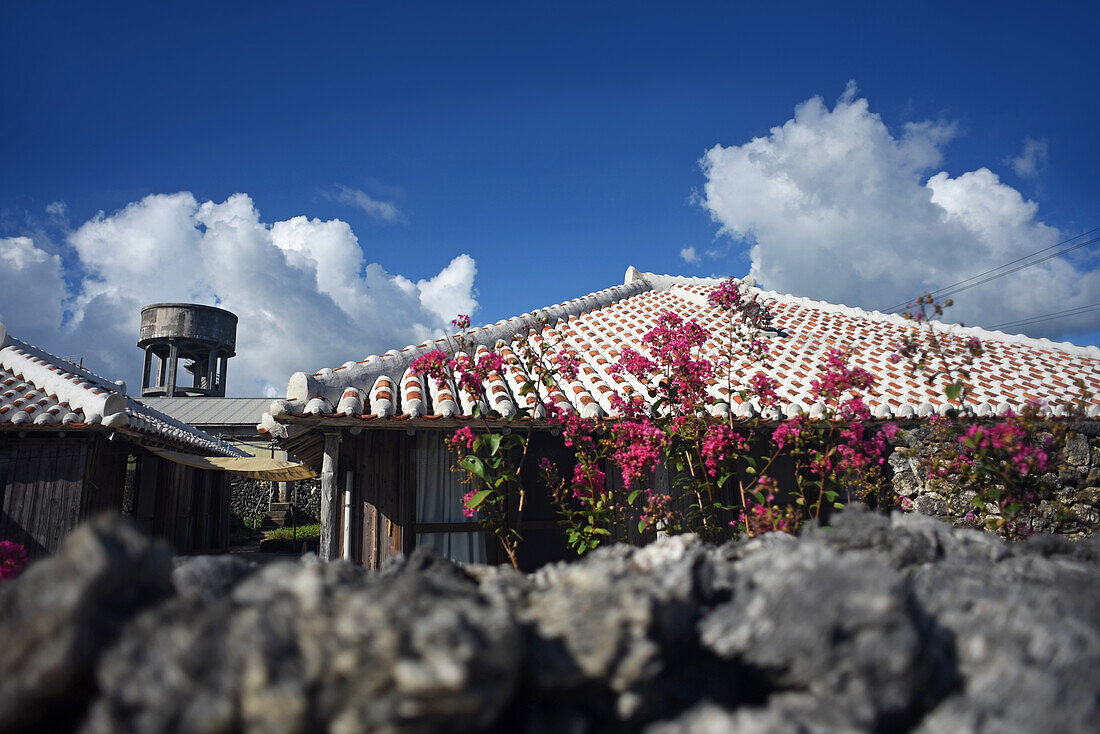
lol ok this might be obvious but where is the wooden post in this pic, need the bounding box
[320,430,341,561]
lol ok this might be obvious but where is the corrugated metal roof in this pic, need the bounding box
[139,397,272,427]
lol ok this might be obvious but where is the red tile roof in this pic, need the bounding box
[263,268,1100,432]
[0,324,241,456]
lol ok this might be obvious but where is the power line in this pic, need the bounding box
[881,227,1100,313]
[989,301,1100,331]
[926,236,1100,303]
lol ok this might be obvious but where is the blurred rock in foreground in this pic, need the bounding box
[0,508,1097,734]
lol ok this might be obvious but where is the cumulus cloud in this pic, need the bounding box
[1010,138,1048,178]
[327,184,404,223]
[0,236,67,336]
[680,246,700,263]
[0,193,477,396]
[699,86,1099,339]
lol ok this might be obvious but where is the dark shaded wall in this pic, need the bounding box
[0,434,229,557]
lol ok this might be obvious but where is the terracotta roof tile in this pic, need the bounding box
[0,329,240,455]
[263,269,1100,430]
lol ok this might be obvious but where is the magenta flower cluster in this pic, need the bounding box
[749,371,780,407]
[410,349,453,389]
[411,348,504,402]
[701,423,749,477]
[810,348,876,401]
[450,425,476,451]
[957,421,1054,477]
[610,420,665,489]
[571,462,607,500]
[461,489,478,518]
[707,278,743,311]
[770,419,803,450]
[616,311,712,412]
[0,540,27,581]
[556,349,581,382]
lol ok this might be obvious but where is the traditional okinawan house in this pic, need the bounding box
[260,267,1100,569]
[0,320,250,558]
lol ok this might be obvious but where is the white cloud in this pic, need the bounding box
[45,201,68,220]
[700,87,1099,339]
[1010,138,1048,178]
[328,184,404,223]
[680,246,700,263]
[0,236,67,337]
[1,193,478,396]
[415,254,478,323]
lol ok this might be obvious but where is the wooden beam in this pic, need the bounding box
[319,430,341,561]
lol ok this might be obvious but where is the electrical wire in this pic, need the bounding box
[881,227,1100,313]
[989,301,1100,331]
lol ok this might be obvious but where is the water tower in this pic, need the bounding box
[138,303,237,397]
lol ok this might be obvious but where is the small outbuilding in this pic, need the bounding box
[0,321,246,558]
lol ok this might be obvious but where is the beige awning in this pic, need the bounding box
[146,447,319,481]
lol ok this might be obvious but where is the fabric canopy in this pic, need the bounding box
[145,446,318,480]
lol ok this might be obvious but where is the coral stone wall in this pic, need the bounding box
[229,477,321,524]
[889,424,1100,537]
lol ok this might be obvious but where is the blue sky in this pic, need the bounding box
[2,1,1097,395]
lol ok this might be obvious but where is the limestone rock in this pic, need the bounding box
[0,511,1097,733]
[0,515,173,733]
[82,549,520,734]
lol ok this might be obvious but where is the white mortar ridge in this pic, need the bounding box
[278,278,654,408]
[1,336,128,424]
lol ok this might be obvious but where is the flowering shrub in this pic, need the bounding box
[411,323,535,569]
[535,278,900,549]
[890,294,1084,538]
[0,540,28,581]
[424,279,1084,562]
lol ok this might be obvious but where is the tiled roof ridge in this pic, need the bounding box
[278,273,656,407]
[0,320,240,456]
[1,334,129,427]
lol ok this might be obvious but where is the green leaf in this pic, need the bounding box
[833,502,844,509]
[485,433,503,456]
[627,489,642,504]
[466,489,493,509]
[458,456,490,484]
[945,383,963,401]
